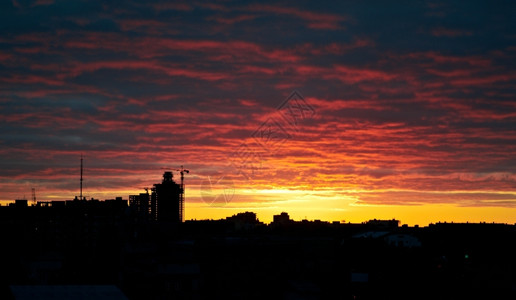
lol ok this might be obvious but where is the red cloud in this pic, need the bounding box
[207,14,258,25]
[247,4,346,30]
[431,27,473,37]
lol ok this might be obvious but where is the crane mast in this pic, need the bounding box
[177,166,189,222]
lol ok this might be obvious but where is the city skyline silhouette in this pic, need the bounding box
[1,1,516,227]
[1,1,516,298]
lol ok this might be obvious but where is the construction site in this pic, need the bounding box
[9,157,190,225]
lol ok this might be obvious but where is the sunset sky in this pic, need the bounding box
[1,0,516,225]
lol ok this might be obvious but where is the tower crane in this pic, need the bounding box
[173,166,190,188]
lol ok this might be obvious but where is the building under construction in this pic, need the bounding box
[152,171,181,222]
[130,169,188,223]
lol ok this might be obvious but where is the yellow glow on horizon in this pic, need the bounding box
[2,185,516,227]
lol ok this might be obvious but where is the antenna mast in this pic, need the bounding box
[80,154,83,200]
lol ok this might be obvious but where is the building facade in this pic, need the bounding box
[152,171,182,223]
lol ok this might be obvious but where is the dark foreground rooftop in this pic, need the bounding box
[2,204,516,299]
[10,285,128,300]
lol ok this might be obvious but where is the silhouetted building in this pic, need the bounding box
[273,212,291,223]
[12,199,28,208]
[105,197,128,209]
[226,211,263,231]
[271,212,293,229]
[226,211,259,223]
[129,193,151,218]
[152,171,182,223]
